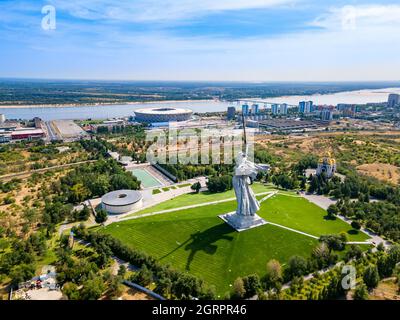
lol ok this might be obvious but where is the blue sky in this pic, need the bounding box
[0,0,399,81]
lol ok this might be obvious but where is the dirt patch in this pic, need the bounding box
[120,287,155,300]
[369,278,400,300]
[357,163,400,185]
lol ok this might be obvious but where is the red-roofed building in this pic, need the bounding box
[11,129,44,140]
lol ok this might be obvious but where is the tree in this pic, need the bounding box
[311,243,331,268]
[319,234,346,252]
[10,264,35,287]
[327,204,339,219]
[351,220,361,230]
[108,276,124,299]
[70,183,90,203]
[265,259,282,289]
[118,265,127,278]
[154,277,172,297]
[110,173,140,191]
[63,282,80,300]
[285,256,308,281]
[80,275,106,300]
[353,282,369,300]
[73,205,91,222]
[363,265,380,289]
[191,182,202,194]
[345,245,363,261]
[376,242,385,252]
[131,265,153,287]
[232,277,245,299]
[206,175,232,193]
[171,274,202,299]
[242,274,261,298]
[290,276,304,294]
[95,209,108,224]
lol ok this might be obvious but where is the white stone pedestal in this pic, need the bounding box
[219,212,268,232]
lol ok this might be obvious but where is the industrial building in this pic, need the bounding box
[134,107,193,123]
[101,190,143,214]
[10,128,45,140]
[51,120,88,141]
[259,119,319,133]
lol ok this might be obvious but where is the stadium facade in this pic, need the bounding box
[134,107,193,123]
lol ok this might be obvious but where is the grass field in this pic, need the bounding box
[127,183,274,217]
[100,201,317,295]
[258,194,370,241]
[100,188,371,295]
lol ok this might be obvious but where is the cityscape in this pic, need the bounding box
[0,0,400,314]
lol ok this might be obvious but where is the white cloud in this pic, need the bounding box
[49,0,296,22]
[311,4,400,31]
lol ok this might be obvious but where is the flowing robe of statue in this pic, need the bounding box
[233,152,266,216]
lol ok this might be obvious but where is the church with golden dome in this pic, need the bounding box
[316,153,336,178]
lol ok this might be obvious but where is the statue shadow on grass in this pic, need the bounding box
[159,223,234,271]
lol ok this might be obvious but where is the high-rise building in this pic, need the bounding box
[242,104,250,116]
[299,101,306,113]
[299,101,314,113]
[320,109,333,121]
[388,94,400,108]
[337,104,356,117]
[280,103,288,115]
[271,104,288,115]
[0,114,5,124]
[227,106,236,120]
[306,101,314,113]
[251,104,259,115]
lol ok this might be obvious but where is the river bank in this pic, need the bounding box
[0,99,216,109]
[1,87,399,121]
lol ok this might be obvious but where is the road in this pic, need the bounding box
[44,121,59,141]
[0,160,96,181]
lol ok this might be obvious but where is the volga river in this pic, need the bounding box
[1,87,400,121]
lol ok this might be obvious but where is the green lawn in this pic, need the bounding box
[127,183,275,217]
[100,201,317,295]
[177,183,191,188]
[259,194,370,241]
[100,191,370,295]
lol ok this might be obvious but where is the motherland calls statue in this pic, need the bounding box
[233,151,268,217]
[219,115,269,231]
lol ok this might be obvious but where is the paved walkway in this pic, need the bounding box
[116,191,277,223]
[105,177,208,225]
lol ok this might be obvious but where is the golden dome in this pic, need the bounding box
[319,152,336,165]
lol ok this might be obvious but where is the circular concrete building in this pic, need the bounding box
[101,190,143,214]
[134,107,193,123]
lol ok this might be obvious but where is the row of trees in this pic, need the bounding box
[53,159,141,204]
[72,225,216,299]
[229,233,355,299]
[0,233,48,286]
[230,244,400,300]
